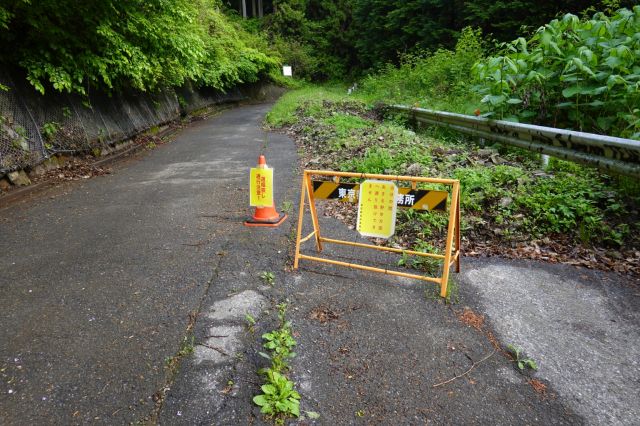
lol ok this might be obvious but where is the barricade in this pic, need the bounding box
[293,170,461,297]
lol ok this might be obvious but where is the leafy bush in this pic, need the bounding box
[197,7,279,90]
[1,0,280,95]
[454,165,526,212]
[342,148,394,174]
[516,172,607,238]
[472,7,640,138]
[358,27,484,112]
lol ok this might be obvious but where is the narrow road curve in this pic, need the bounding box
[0,103,295,425]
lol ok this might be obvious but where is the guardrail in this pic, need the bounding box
[389,105,640,178]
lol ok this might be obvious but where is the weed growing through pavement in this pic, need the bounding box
[260,271,275,286]
[259,325,297,372]
[253,369,301,422]
[425,278,459,305]
[305,411,320,419]
[507,344,538,371]
[253,301,303,423]
[164,335,195,373]
[281,200,293,214]
[245,314,256,333]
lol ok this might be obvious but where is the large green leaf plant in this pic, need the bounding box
[473,6,640,139]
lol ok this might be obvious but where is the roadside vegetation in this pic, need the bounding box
[267,83,640,277]
[0,0,290,95]
[473,7,640,138]
[264,5,639,278]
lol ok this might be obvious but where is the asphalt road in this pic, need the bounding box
[1,102,638,425]
[0,103,294,424]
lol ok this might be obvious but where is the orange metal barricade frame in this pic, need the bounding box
[293,170,461,297]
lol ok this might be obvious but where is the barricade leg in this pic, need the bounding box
[440,182,460,297]
[304,173,323,252]
[294,175,308,269]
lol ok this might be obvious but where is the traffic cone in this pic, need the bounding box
[244,155,287,227]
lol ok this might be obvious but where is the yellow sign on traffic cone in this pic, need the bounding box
[244,155,287,227]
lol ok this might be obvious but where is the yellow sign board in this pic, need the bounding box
[249,167,274,207]
[356,180,398,238]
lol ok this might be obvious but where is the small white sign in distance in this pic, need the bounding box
[283,66,292,77]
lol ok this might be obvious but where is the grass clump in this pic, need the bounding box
[321,114,373,138]
[265,84,349,127]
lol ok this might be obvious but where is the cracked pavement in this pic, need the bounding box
[1,102,638,425]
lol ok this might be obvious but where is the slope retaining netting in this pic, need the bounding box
[0,71,251,175]
[175,83,246,113]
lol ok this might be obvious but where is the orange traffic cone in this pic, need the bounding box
[244,155,287,227]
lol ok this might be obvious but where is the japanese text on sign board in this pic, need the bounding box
[249,167,274,207]
[311,181,447,211]
[356,180,398,239]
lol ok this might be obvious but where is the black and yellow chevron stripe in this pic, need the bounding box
[311,180,448,211]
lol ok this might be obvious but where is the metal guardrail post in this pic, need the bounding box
[390,105,640,178]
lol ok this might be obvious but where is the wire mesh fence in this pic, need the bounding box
[0,70,250,175]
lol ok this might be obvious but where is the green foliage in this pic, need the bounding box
[342,148,394,174]
[507,344,539,371]
[265,84,348,127]
[269,36,320,80]
[463,0,622,42]
[276,302,289,327]
[259,327,297,372]
[1,0,279,95]
[236,0,631,81]
[164,335,195,370]
[198,7,279,90]
[454,163,626,243]
[268,84,640,265]
[253,370,300,417]
[472,7,640,138]
[260,271,275,285]
[262,0,354,80]
[245,314,256,325]
[322,114,373,138]
[358,27,485,112]
[0,5,12,29]
[41,122,60,142]
[257,302,297,372]
[454,165,526,212]
[398,243,442,276]
[351,0,460,70]
[281,200,294,214]
[303,0,355,79]
[516,172,607,239]
[254,301,301,422]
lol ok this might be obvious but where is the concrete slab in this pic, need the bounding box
[459,258,640,425]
